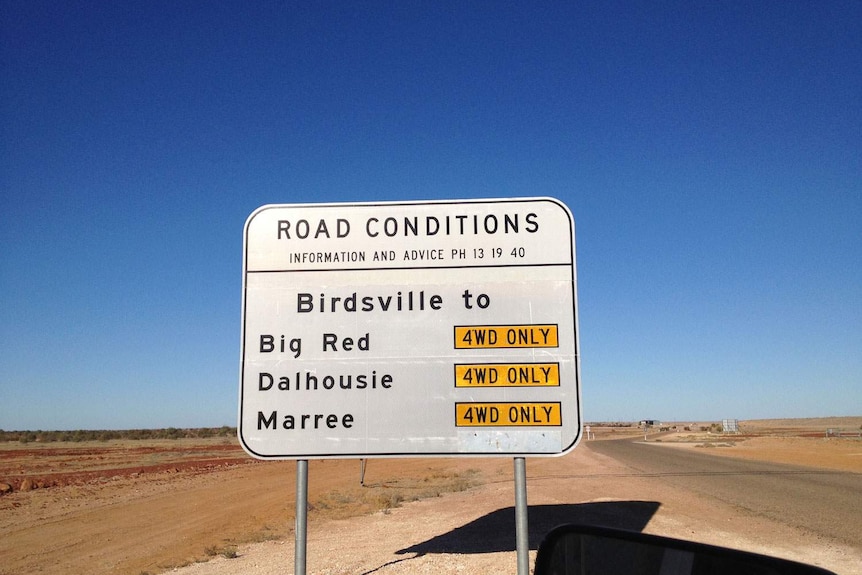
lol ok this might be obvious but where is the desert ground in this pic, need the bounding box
[1,417,860,575]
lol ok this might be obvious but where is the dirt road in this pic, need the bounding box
[589,439,862,547]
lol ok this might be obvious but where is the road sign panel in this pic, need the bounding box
[454,363,561,387]
[455,403,563,427]
[454,324,559,348]
[238,197,581,459]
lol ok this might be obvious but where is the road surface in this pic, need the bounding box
[588,439,862,547]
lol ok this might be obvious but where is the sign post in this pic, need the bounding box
[514,457,530,575]
[239,197,581,572]
[295,459,308,575]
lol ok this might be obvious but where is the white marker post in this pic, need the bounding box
[238,198,581,574]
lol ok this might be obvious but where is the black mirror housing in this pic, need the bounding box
[534,524,836,575]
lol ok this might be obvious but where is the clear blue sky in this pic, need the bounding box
[2,1,860,430]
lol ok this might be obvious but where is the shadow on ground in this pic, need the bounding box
[396,500,660,556]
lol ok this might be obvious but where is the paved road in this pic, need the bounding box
[588,439,862,547]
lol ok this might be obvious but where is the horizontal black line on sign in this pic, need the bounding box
[246,262,574,274]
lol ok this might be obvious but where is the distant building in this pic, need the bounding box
[722,419,739,433]
[639,419,661,428]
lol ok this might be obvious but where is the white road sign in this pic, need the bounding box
[238,197,581,459]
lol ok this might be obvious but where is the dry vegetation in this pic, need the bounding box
[313,467,479,519]
[0,426,235,444]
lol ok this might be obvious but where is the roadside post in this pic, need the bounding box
[238,198,581,575]
[514,456,530,575]
[295,459,308,574]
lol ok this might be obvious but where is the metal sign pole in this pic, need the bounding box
[514,457,529,575]
[295,460,308,575]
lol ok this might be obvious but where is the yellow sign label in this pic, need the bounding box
[455,403,562,427]
[454,325,559,349]
[454,363,560,387]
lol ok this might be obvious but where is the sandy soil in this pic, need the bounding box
[647,416,862,473]
[1,418,860,575]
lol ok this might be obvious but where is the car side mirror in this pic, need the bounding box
[534,524,836,575]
